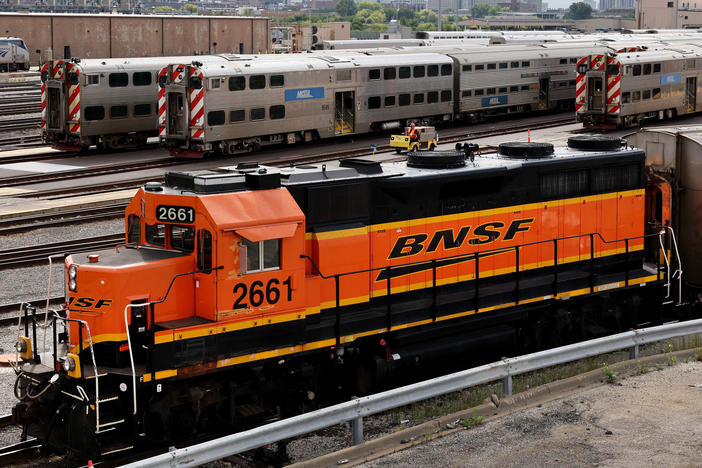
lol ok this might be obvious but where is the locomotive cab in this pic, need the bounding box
[64,170,307,372]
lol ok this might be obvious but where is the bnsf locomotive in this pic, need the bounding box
[12,137,689,459]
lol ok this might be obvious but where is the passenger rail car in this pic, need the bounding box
[161,40,686,157]
[576,43,702,128]
[11,137,689,458]
[40,55,266,151]
[161,52,455,156]
[0,37,30,72]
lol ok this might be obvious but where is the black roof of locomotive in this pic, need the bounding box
[162,140,643,196]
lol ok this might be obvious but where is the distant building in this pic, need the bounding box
[600,0,634,9]
[635,0,702,28]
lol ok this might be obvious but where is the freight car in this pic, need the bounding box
[0,37,30,72]
[576,43,702,128]
[160,40,671,157]
[11,137,688,460]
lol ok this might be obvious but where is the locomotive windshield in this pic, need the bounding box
[127,215,194,252]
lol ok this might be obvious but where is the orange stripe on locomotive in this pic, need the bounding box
[65,185,644,354]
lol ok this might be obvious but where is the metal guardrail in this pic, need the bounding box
[123,317,702,468]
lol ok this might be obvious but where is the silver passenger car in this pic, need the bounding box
[576,43,702,128]
[161,52,454,157]
[41,55,239,150]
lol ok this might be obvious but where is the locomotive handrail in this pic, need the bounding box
[659,226,683,304]
[50,313,100,431]
[124,266,224,416]
[301,229,664,281]
[301,229,675,345]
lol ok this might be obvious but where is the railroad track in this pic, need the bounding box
[0,117,41,132]
[0,203,126,235]
[0,233,124,270]
[0,439,45,467]
[0,134,42,149]
[0,103,41,117]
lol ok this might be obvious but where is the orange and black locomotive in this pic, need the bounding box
[11,137,684,458]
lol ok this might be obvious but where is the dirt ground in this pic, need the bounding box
[355,360,702,468]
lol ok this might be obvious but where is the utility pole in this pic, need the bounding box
[438,0,443,31]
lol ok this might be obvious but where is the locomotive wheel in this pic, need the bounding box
[395,148,402,154]
[429,143,436,151]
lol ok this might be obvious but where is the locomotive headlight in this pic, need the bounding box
[62,356,76,372]
[68,265,78,291]
[15,340,27,353]
[62,353,81,378]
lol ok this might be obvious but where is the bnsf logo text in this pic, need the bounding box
[389,218,534,259]
[68,297,113,309]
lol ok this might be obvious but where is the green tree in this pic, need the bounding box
[416,22,437,31]
[335,0,357,17]
[398,8,415,22]
[383,6,397,21]
[416,9,438,24]
[564,2,592,19]
[154,5,175,12]
[470,3,505,18]
[181,3,199,14]
[357,1,383,11]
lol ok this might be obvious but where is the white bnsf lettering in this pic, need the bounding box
[297,89,312,99]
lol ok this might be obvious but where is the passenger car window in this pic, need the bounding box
[368,96,381,109]
[207,110,225,126]
[132,72,152,86]
[633,65,641,76]
[269,105,285,119]
[414,93,424,104]
[399,67,410,79]
[134,103,151,116]
[110,106,128,119]
[414,65,426,77]
[229,76,245,91]
[84,106,105,121]
[270,75,284,87]
[109,73,128,87]
[369,69,380,80]
[622,92,631,103]
[249,75,265,89]
[399,94,411,106]
[230,109,245,122]
[440,90,452,101]
[384,68,396,80]
[384,95,395,106]
[441,64,452,75]
[427,65,439,76]
[427,91,439,103]
[250,107,265,120]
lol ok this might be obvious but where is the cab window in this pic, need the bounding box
[145,223,165,247]
[197,230,212,273]
[170,226,194,252]
[127,215,140,243]
[241,238,280,274]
